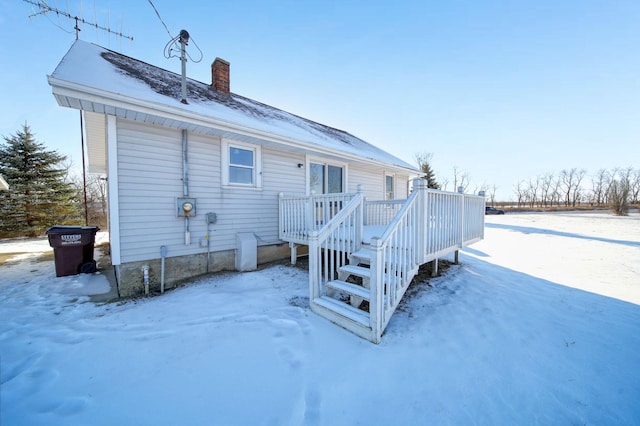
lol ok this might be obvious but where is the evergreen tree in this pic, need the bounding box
[0,124,82,237]
[415,152,440,189]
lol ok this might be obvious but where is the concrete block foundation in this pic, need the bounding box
[115,243,292,297]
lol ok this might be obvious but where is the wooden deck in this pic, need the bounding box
[279,179,485,342]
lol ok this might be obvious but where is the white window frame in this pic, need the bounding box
[222,139,262,189]
[385,173,395,200]
[306,157,348,195]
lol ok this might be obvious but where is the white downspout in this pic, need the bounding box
[182,129,190,245]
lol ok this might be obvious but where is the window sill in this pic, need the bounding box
[222,185,263,192]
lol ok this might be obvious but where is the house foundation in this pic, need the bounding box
[115,243,293,297]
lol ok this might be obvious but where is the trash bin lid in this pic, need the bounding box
[46,226,100,234]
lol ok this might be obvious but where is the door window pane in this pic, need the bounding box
[310,163,324,194]
[386,175,394,199]
[327,165,343,193]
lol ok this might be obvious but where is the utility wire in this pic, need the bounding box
[147,0,173,39]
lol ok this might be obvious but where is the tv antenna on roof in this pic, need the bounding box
[23,0,133,42]
[22,0,133,226]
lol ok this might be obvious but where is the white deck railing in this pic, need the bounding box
[307,193,364,301]
[368,181,485,341]
[364,199,405,226]
[279,192,357,244]
[279,179,485,343]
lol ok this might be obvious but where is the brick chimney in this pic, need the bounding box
[212,58,230,95]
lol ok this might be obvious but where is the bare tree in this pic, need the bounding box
[609,174,630,216]
[488,184,498,206]
[452,166,460,192]
[571,169,586,207]
[513,180,526,208]
[630,168,640,204]
[527,176,540,208]
[85,174,108,229]
[440,177,450,192]
[591,169,610,206]
[460,172,471,193]
[451,166,470,193]
[559,169,573,206]
[540,172,554,207]
[559,168,585,207]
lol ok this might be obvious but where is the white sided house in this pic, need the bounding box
[49,41,485,342]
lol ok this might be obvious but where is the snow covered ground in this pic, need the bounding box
[1,211,639,425]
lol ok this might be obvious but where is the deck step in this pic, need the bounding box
[326,280,370,301]
[338,264,371,279]
[314,296,370,328]
[349,249,371,265]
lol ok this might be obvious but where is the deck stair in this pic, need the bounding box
[280,179,486,343]
[327,263,372,307]
[348,249,371,266]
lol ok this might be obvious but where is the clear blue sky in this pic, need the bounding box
[2,0,638,201]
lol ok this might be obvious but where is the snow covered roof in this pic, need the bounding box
[48,40,417,172]
[0,174,8,191]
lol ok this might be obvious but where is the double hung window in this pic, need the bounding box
[222,140,261,188]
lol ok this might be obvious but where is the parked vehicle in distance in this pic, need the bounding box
[485,206,505,215]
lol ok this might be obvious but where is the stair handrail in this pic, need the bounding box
[308,189,364,301]
[369,180,425,341]
[313,192,363,243]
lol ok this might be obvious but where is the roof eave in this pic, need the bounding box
[47,75,419,174]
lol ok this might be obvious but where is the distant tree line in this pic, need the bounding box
[413,152,637,217]
[512,167,639,215]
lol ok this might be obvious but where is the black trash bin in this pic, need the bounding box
[46,226,100,277]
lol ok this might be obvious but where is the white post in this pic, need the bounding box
[289,242,297,265]
[307,196,314,232]
[413,178,427,263]
[356,185,364,248]
[369,237,384,343]
[308,230,320,301]
[460,194,465,246]
[278,192,284,240]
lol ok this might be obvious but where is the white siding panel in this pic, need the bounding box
[117,119,184,262]
[115,118,408,264]
[348,165,411,200]
[116,119,308,263]
[397,175,409,198]
[84,111,106,174]
[348,165,385,200]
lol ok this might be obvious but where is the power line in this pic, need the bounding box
[147,0,173,39]
[23,0,133,41]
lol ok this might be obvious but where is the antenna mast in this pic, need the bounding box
[23,0,133,42]
[179,30,190,104]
